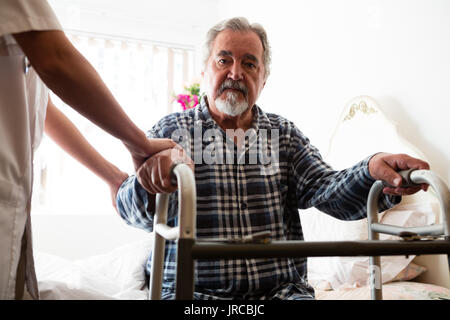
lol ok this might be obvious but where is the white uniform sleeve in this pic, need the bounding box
[0,0,62,37]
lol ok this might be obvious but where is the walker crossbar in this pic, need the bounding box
[172,239,450,299]
[149,166,450,300]
[189,240,450,259]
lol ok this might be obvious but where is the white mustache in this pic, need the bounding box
[218,79,248,97]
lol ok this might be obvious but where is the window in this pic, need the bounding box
[31,32,195,215]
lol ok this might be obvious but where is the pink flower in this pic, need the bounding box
[176,93,199,110]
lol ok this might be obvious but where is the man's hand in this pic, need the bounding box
[136,144,194,194]
[368,153,430,195]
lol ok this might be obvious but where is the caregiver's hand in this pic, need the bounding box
[368,152,430,195]
[127,138,178,170]
[108,169,129,212]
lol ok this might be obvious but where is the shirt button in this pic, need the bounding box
[240,202,247,210]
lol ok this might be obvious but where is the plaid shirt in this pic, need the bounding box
[116,97,398,300]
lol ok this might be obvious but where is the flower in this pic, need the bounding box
[174,82,202,110]
[176,93,198,110]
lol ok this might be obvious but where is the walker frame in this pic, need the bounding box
[149,165,450,300]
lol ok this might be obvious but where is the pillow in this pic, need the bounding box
[305,201,436,289]
[392,262,427,282]
[301,96,439,290]
[35,234,153,299]
[74,235,154,292]
[35,252,122,299]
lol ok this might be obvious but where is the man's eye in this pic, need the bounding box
[218,59,227,64]
[245,62,256,69]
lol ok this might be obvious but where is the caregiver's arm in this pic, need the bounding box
[44,96,128,210]
[13,30,175,169]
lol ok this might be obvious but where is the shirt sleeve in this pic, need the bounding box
[0,0,62,37]
[116,175,154,232]
[290,125,400,220]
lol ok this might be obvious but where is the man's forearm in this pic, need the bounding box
[297,154,400,220]
[116,175,155,231]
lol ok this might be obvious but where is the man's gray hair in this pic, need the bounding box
[203,17,272,79]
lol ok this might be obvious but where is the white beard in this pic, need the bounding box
[215,91,249,117]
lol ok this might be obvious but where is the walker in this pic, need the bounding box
[149,164,450,300]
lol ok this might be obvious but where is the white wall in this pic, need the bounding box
[217,0,450,185]
[31,214,151,260]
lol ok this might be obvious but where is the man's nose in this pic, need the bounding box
[227,62,243,81]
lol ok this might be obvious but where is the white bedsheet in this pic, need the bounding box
[315,281,450,300]
[35,238,152,300]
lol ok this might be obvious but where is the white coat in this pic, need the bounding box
[0,35,48,300]
[0,0,61,299]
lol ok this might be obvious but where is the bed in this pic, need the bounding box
[33,96,450,300]
[34,238,152,300]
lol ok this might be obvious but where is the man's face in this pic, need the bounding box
[202,29,266,117]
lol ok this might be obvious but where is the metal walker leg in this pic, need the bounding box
[148,164,196,300]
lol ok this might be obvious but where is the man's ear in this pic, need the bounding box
[260,79,266,91]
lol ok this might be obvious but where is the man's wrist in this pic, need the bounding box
[367,152,389,179]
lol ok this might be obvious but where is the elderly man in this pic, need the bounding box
[116,17,429,300]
